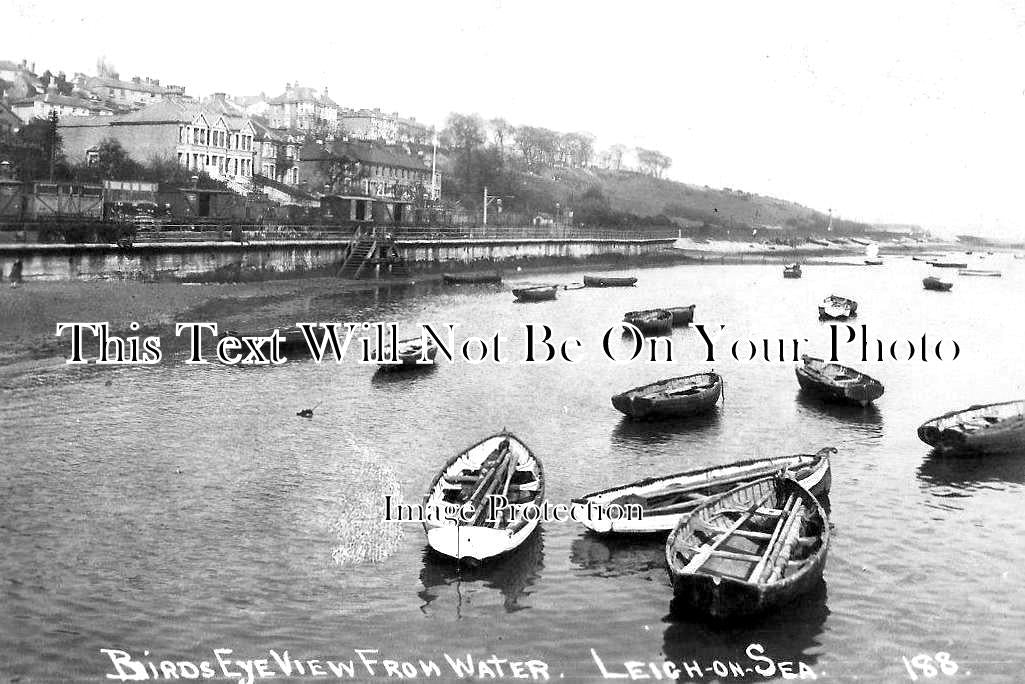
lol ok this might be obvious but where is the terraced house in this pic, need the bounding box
[58,100,256,180]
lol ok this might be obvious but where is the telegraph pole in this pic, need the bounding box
[47,111,58,182]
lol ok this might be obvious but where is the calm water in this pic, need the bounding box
[2,256,1024,683]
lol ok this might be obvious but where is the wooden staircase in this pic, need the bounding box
[338,238,376,279]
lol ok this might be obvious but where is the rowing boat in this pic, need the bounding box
[512,285,559,302]
[612,372,722,420]
[922,276,953,291]
[375,336,439,372]
[623,309,673,336]
[864,259,883,266]
[665,475,829,620]
[423,433,545,562]
[796,354,884,406]
[817,295,858,320]
[927,261,968,269]
[665,305,696,326]
[917,400,1025,455]
[957,269,1002,277]
[443,272,502,284]
[583,275,638,287]
[783,263,802,279]
[571,448,834,535]
[220,326,310,360]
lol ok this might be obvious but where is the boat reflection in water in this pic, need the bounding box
[916,448,1025,494]
[661,579,829,683]
[795,393,883,434]
[417,528,544,616]
[370,363,438,387]
[610,411,722,449]
[569,533,666,581]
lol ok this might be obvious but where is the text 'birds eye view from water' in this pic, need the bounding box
[2,2,1025,682]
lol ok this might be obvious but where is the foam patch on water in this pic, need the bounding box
[330,438,404,566]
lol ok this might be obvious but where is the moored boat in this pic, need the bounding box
[220,325,311,360]
[665,475,829,620]
[783,263,802,279]
[864,259,883,266]
[423,433,545,562]
[917,400,1025,455]
[922,276,953,291]
[612,372,722,420]
[512,284,559,302]
[623,309,673,336]
[665,305,696,326]
[583,275,638,287]
[957,269,1002,277]
[375,336,439,372]
[571,447,834,535]
[796,354,884,406]
[927,261,968,269]
[443,272,502,284]
[817,295,858,320]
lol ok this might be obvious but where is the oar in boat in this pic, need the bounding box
[746,493,800,582]
[681,489,776,573]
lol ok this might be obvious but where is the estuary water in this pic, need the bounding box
[2,255,1024,682]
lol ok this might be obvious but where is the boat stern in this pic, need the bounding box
[426,525,518,562]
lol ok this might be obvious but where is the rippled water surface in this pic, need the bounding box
[3,256,1024,682]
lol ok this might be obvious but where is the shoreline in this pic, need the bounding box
[0,240,963,374]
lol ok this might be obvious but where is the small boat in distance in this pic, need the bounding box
[375,336,439,372]
[783,263,802,279]
[923,276,953,291]
[927,261,968,269]
[665,305,696,326]
[612,372,723,420]
[583,275,638,287]
[665,475,830,620]
[423,433,545,562]
[443,272,502,284]
[864,259,883,266]
[623,309,673,336]
[957,269,1002,277]
[220,326,311,359]
[818,295,858,320]
[512,284,559,302]
[796,355,884,406]
[571,448,834,535]
[917,400,1025,455]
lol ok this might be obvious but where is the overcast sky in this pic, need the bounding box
[6,0,1025,238]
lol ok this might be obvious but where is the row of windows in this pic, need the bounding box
[369,164,424,180]
[177,152,253,176]
[178,125,253,151]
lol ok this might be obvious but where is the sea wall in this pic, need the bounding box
[0,238,674,282]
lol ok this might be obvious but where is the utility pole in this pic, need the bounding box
[430,136,438,201]
[47,111,58,182]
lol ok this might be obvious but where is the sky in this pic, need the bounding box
[6,0,1025,239]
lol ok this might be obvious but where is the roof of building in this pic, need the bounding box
[57,100,256,131]
[300,141,429,171]
[268,85,338,108]
[10,92,113,112]
[85,76,166,95]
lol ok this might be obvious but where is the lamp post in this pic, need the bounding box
[430,136,438,202]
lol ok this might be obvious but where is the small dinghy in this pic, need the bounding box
[923,276,953,291]
[864,259,883,266]
[220,326,311,360]
[783,263,802,279]
[512,284,558,302]
[623,309,673,336]
[584,275,638,287]
[571,448,834,535]
[817,294,858,320]
[375,336,439,372]
[443,272,502,284]
[917,400,1025,455]
[612,372,722,420]
[665,305,696,326]
[927,261,968,269]
[423,433,545,562]
[665,475,829,620]
[957,269,1002,277]
[796,355,884,406]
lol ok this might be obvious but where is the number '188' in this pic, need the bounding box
[902,652,958,680]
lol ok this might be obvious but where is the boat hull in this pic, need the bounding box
[377,343,439,372]
[426,519,539,562]
[796,367,884,406]
[612,373,722,420]
[623,309,673,336]
[666,305,695,326]
[512,286,558,301]
[584,275,637,287]
[923,277,952,291]
[918,400,1025,455]
[443,272,502,284]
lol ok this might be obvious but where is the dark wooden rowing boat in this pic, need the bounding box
[375,336,439,372]
[864,259,883,266]
[443,272,502,284]
[958,269,1002,277]
[817,294,857,320]
[512,285,558,302]
[783,263,802,278]
[423,433,545,562]
[665,305,696,326]
[584,275,638,287]
[927,261,968,268]
[917,400,1025,455]
[665,475,829,620]
[571,447,834,534]
[220,325,310,359]
[612,372,722,420]
[922,276,953,291]
[796,354,884,406]
[623,309,673,336]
